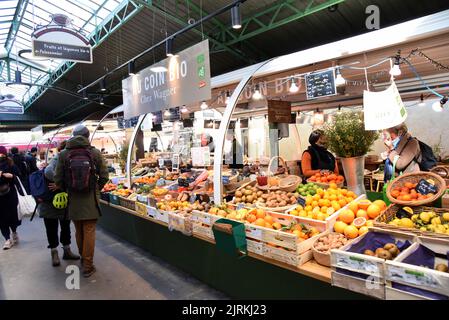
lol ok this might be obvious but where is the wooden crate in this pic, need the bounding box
[262,246,313,267]
[168,212,193,236]
[331,270,385,300]
[192,223,215,241]
[119,196,136,210]
[147,206,158,219]
[109,194,121,205]
[284,194,366,232]
[385,237,449,298]
[155,210,170,224]
[247,239,264,255]
[385,286,432,300]
[135,201,148,216]
[331,228,416,280]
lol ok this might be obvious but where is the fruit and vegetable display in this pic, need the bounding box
[157,200,211,213]
[333,199,387,239]
[287,184,358,221]
[152,187,169,197]
[363,243,401,260]
[307,172,344,185]
[314,233,349,253]
[296,182,319,197]
[134,176,159,185]
[208,205,320,238]
[135,184,154,194]
[101,183,118,192]
[111,188,134,198]
[389,181,436,202]
[233,184,300,207]
[388,207,449,235]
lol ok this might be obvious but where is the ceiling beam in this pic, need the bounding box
[213,0,345,46]
[23,0,144,112]
[4,0,30,54]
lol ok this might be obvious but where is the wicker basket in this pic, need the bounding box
[386,172,446,206]
[267,156,289,176]
[279,175,301,192]
[119,196,136,210]
[306,180,344,189]
[374,204,449,239]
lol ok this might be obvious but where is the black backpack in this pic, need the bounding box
[417,140,437,171]
[65,148,96,193]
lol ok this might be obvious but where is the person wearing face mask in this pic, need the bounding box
[0,146,21,250]
[301,130,339,178]
[383,123,421,182]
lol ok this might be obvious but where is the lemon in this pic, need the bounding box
[420,226,427,231]
[411,214,419,222]
[431,217,442,225]
[399,218,414,228]
[419,212,431,224]
[443,212,449,222]
[403,207,414,215]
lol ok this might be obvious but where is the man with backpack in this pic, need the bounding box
[25,147,39,174]
[54,125,109,277]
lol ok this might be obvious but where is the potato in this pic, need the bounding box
[246,195,253,203]
[257,191,263,197]
[241,196,246,202]
[234,197,241,203]
[235,191,243,197]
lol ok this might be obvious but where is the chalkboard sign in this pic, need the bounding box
[416,179,438,195]
[305,69,337,100]
[117,116,139,129]
[297,197,306,207]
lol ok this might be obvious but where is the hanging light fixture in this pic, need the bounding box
[432,96,447,112]
[225,91,231,104]
[181,105,188,113]
[389,52,402,77]
[335,67,346,86]
[128,60,136,76]
[166,38,174,57]
[99,78,107,91]
[99,97,104,105]
[289,78,299,93]
[82,90,88,100]
[7,70,29,89]
[200,101,208,110]
[150,66,168,73]
[252,84,263,100]
[312,109,324,126]
[418,94,425,107]
[231,4,242,29]
[164,109,171,117]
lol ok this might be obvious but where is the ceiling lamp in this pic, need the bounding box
[7,70,29,89]
[418,94,425,107]
[389,53,401,77]
[150,66,168,73]
[128,61,136,76]
[200,101,208,110]
[312,110,324,126]
[225,91,231,104]
[231,4,242,29]
[99,78,106,92]
[181,105,188,113]
[164,109,171,117]
[82,90,88,100]
[166,38,174,57]
[99,97,104,105]
[289,78,299,93]
[252,84,263,100]
[335,67,346,86]
[432,97,447,112]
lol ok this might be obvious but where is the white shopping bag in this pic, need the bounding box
[363,81,407,130]
[15,177,36,219]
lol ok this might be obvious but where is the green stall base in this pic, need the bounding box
[98,203,369,299]
[212,218,247,258]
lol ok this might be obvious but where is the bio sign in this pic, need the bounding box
[123,40,211,119]
[31,14,92,63]
[0,99,24,115]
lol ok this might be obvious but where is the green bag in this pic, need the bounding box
[383,156,400,206]
[212,218,247,258]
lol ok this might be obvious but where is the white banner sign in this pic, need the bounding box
[363,82,407,130]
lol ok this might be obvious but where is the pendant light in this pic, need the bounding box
[289,78,299,93]
[231,4,242,29]
[181,105,188,113]
[164,109,171,117]
[312,109,324,126]
[252,84,263,100]
[200,101,208,110]
[82,90,88,100]
[166,38,174,57]
[335,67,346,86]
[389,52,401,77]
[432,97,447,112]
[128,60,136,76]
[99,78,106,91]
[418,94,425,107]
[99,97,104,105]
[225,91,231,104]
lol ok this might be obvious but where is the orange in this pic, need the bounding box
[265,222,273,229]
[329,194,338,201]
[338,199,347,207]
[402,194,412,201]
[353,217,367,228]
[256,209,266,219]
[367,204,382,219]
[320,206,329,214]
[332,201,342,211]
[327,207,336,215]
[347,191,357,199]
[339,209,355,224]
[247,214,257,223]
[358,199,372,210]
[255,218,266,227]
[340,189,348,196]
[294,224,302,231]
[305,205,313,212]
[313,194,321,201]
[272,222,282,230]
[264,215,274,224]
[366,220,374,227]
[317,213,326,221]
[334,221,348,234]
[372,200,387,210]
[344,225,359,239]
[391,190,400,198]
[356,209,368,219]
[329,182,338,189]
[358,226,369,236]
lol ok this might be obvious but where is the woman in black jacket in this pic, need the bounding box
[0,146,21,250]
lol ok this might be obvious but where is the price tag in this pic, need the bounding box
[236,203,245,210]
[246,226,263,240]
[335,254,381,277]
[190,193,197,204]
[222,176,230,185]
[158,158,165,167]
[416,179,438,195]
[297,197,306,207]
[147,206,157,218]
[387,265,440,288]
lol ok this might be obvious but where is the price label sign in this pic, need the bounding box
[297,197,306,207]
[158,158,165,168]
[172,154,180,172]
[416,179,438,195]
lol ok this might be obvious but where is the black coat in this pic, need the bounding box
[0,160,21,228]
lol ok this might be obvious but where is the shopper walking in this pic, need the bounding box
[37,141,80,266]
[301,130,339,178]
[0,146,21,250]
[10,147,30,193]
[25,147,39,174]
[383,123,422,181]
[54,125,109,277]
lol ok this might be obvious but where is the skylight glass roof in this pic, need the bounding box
[0,0,123,103]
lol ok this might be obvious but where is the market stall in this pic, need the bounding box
[97,11,449,300]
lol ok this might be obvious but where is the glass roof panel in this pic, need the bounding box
[1,0,126,102]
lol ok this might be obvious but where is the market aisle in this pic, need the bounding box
[0,217,227,300]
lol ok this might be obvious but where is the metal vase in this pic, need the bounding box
[340,156,366,196]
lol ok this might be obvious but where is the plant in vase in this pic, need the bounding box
[324,110,379,195]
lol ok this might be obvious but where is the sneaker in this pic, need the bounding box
[83,266,96,278]
[12,232,18,244]
[3,239,13,250]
